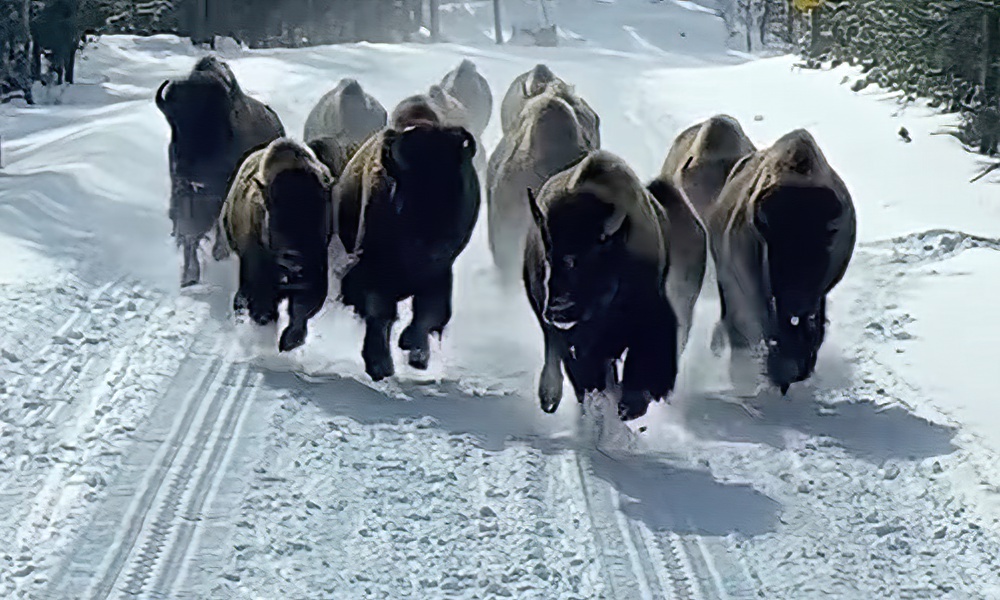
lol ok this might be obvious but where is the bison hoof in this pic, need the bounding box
[180,274,200,288]
[407,347,430,370]
[212,242,230,262]
[398,324,423,351]
[779,382,791,396]
[279,326,307,353]
[250,309,278,326]
[365,355,395,382]
[538,372,563,413]
[618,391,651,421]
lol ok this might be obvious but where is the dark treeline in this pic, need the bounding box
[2,0,436,103]
[742,0,1000,156]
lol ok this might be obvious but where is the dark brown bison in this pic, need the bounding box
[440,59,493,139]
[499,65,600,150]
[303,78,387,149]
[155,56,285,287]
[523,150,678,420]
[487,83,594,284]
[661,114,756,218]
[219,138,334,352]
[332,124,480,381]
[706,129,856,394]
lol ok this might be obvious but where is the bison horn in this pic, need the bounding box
[603,206,627,238]
[155,80,170,111]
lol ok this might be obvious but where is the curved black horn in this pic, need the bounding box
[155,80,170,112]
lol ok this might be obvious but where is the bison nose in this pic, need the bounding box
[544,295,577,328]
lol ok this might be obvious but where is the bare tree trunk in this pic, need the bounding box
[981,10,1000,155]
[430,0,440,41]
[494,0,503,44]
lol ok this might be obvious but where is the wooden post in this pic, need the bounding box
[493,0,503,44]
[809,4,822,59]
[982,9,1000,155]
[430,0,440,41]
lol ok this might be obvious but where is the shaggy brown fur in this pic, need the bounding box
[706,129,856,393]
[523,150,678,420]
[155,55,285,288]
[661,114,757,217]
[303,78,387,149]
[500,66,600,150]
[487,85,592,283]
[333,124,480,381]
[221,138,334,352]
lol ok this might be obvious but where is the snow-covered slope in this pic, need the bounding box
[3,0,1000,597]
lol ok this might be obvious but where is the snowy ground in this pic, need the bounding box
[3,0,1000,598]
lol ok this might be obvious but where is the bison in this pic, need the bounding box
[499,65,600,150]
[646,176,707,358]
[155,56,285,288]
[440,59,493,139]
[661,114,756,218]
[487,83,594,284]
[332,124,480,381]
[303,78,387,150]
[524,150,679,421]
[706,129,856,394]
[218,138,334,352]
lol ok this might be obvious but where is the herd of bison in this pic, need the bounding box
[154,55,857,421]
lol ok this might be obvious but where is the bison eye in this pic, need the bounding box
[563,256,576,269]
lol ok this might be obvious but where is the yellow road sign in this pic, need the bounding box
[793,0,824,11]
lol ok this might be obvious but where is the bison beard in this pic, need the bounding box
[336,125,480,381]
[523,152,678,421]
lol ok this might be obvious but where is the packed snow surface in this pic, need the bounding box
[2,0,1000,598]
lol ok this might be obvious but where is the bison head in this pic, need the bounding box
[528,187,628,330]
[755,185,844,391]
[678,156,739,212]
[156,78,234,185]
[380,125,478,259]
[529,100,587,172]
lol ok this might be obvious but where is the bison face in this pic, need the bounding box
[528,189,627,330]
[531,103,586,170]
[764,294,825,389]
[259,169,331,286]
[381,125,477,248]
[755,185,843,390]
[156,79,234,185]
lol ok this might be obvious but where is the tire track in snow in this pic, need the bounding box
[78,339,238,600]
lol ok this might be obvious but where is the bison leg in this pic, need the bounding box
[563,352,616,405]
[180,236,202,288]
[238,243,279,326]
[362,293,398,382]
[538,327,566,413]
[620,295,679,421]
[399,270,453,370]
[211,220,231,261]
[710,281,731,356]
[279,283,327,353]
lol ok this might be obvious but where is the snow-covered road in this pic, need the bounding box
[3,0,1000,598]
